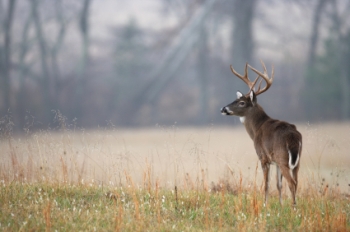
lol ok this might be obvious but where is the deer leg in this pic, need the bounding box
[279,166,297,206]
[276,165,283,205]
[292,164,300,197]
[261,163,270,206]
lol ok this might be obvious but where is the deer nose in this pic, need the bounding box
[221,107,234,115]
[221,107,228,115]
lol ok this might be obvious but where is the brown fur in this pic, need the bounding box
[221,91,302,206]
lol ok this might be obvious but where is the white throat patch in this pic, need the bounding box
[240,116,246,124]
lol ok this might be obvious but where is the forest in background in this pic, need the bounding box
[0,0,350,131]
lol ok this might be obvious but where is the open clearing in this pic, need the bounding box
[0,122,349,231]
[2,122,349,190]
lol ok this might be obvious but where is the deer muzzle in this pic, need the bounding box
[221,107,233,115]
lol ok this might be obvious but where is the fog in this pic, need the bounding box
[0,0,350,131]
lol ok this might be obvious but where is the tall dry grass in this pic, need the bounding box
[0,120,349,230]
[1,122,349,191]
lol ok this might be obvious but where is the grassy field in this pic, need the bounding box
[0,122,349,231]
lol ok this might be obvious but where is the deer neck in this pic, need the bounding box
[243,104,269,140]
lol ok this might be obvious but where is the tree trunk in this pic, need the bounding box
[197,24,209,124]
[230,0,256,93]
[17,11,33,130]
[75,0,92,122]
[31,0,52,123]
[329,0,350,119]
[1,0,17,114]
[51,0,66,106]
[307,0,327,68]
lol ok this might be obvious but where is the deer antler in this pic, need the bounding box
[248,60,274,96]
[230,63,259,91]
[230,60,274,96]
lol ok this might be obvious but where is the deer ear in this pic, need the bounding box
[236,91,243,99]
[250,91,257,104]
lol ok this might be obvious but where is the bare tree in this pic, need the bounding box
[230,0,256,72]
[17,9,33,130]
[197,23,210,123]
[329,0,350,119]
[1,0,17,114]
[308,0,328,68]
[0,0,4,32]
[75,0,92,121]
[305,0,350,120]
[30,0,53,122]
[51,0,68,102]
[78,0,91,78]
[213,0,257,103]
[139,0,216,124]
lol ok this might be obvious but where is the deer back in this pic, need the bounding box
[253,117,302,166]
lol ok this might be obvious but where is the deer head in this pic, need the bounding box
[221,61,274,118]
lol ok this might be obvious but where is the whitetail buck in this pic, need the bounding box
[221,61,302,206]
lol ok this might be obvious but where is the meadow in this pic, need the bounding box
[0,122,349,231]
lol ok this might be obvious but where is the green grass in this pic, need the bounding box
[1,124,350,231]
[0,181,349,231]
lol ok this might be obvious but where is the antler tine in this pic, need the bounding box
[255,78,263,93]
[248,75,260,92]
[230,63,257,90]
[248,60,274,95]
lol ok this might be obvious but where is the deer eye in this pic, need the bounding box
[239,101,245,107]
